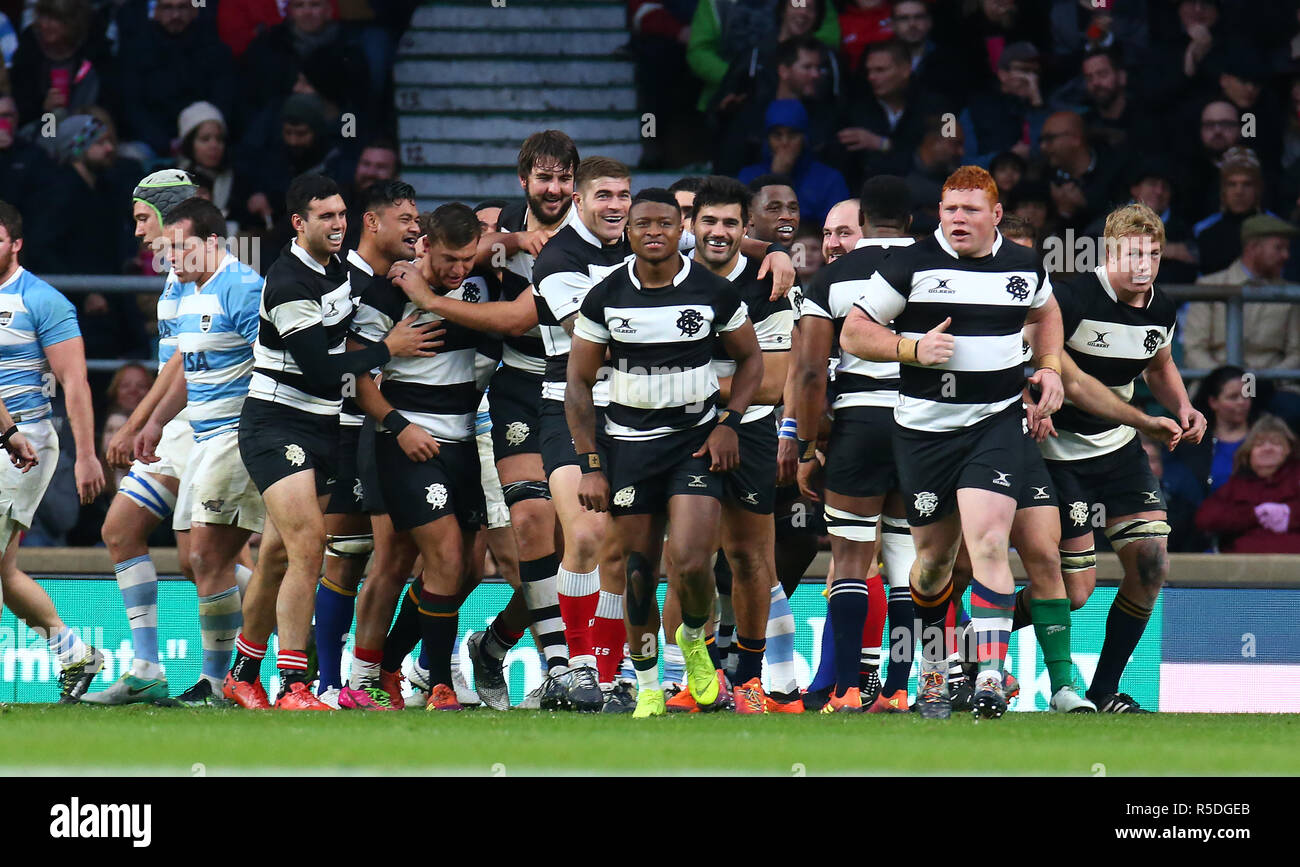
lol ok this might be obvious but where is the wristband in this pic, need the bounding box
[1033,354,1062,375]
[897,337,919,364]
[716,409,742,432]
[579,452,603,474]
[778,417,798,440]
[383,410,411,435]
[797,437,817,462]
[0,425,15,448]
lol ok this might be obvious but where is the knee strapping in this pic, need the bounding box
[118,470,177,520]
[502,480,551,508]
[1104,519,1170,551]
[1059,545,1096,574]
[625,551,656,624]
[325,533,374,560]
[824,505,879,542]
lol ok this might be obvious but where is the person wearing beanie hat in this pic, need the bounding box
[177,102,235,218]
[738,98,849,225]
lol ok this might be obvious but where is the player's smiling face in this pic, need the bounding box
[629,201,681,265]
[297,194,347,258]
[940,187,1000,257]
[692,202,744,267]
[522,160,575,225]
[751,185,799,244]
[369,198,420,261]
[577,176,631,245]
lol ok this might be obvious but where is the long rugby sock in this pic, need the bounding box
[735,634,765,684]
[314,576,356,692]
[808,614,836,693]
[861,573,886,684]
[198,586,242,690]
[1088,592,1152,700]
[231,633,266,683]
[1011,587,1033,631]
[418,590,460,689]
[520,553,568,674]
[1031,597,1074,693]
[381,582,423,672]
[484,617,523,662]
[592,590,625,685]
[827,578,869,697]
[883,584,915,694]
[970,580,1014,681]
[114,555,161,678]
[557,565,599,665]
[631,648,660,693]
[911,574,953,663]
[277,648,309,690]
[49,626,88,668]
[665,641,686,685]
[765,584,797,695]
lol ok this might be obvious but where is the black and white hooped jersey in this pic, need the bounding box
[351,266,502,443]
[532,217,630,403]
[496,201,578,376]
[339,249,388,427]
[248,241,356,416]
[854,228,1052,433]
[573,255,748,441]
[800,236,915,411]
[709,253,793,422]
[1040,265,1176,462]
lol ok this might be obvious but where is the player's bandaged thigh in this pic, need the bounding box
[502,479,551,508]
[326,533,374,559]
[824,505,879,542]
[1104,519,1171,551]
[1059,544,1096,573]
[119,468,179,520]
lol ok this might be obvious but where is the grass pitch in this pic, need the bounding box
[2,704,1297,776]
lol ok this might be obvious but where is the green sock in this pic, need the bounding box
[1030,597,1074,693]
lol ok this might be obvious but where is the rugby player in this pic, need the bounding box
[225,174,436,710]
[134,199,267,706]
[87,169,204,705]
[567,188,764,718]
[0,200,106,702]
[842,166,1065,720]
[822,198,863,262]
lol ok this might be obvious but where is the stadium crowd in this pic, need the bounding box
[0,0,1298,715]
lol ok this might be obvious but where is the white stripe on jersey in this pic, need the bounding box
[897,392,1022,432]
[1043,424,1137,462]
[1070,317,1173,360]
[608,363,715,411]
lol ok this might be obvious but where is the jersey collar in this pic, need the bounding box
[289,239,336,275]
[0,265,25,291]
[346,248,375,276]
[1095,264,1153,308]
[854,236,915,249]
[627,253,692,290]
[195,252,239,292]
[724,253,749,282]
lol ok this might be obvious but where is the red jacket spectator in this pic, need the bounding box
[1196,417,1300,554]
[627,0,690,40]
[839,0,894,73]
[219,0,340,59]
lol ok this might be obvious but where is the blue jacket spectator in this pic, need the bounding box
[739,98,849,226]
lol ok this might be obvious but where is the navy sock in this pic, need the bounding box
[314,578,356,691]
[808,613,836,692]
[828,578,869,697]
[382,582,423,672]
[883,584,915,695]
[735,634,765,684]
[1089,592,1152,700]
[417,590,460,689]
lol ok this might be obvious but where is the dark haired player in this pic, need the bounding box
[567,189,764,718]
[225,174,437,710]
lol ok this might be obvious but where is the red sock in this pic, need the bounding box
[945,599,959,658]
[862,573,886,650]
[558,567,599,661]
[592,619,625,683]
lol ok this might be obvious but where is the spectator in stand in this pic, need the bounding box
[1176,99,1242,221]
[1077,46,1159,154]
[1195,415,1300,553]
[714,35,838,176]
[1082,157,1199,284]
[1005,178,1052,236]
[1141,0,1227,109]
[1140,430,1211,552]
[688,0,839,115]
[117,0,235,159]
[958,41,1050,167]
[738,99,849,225]
[837,0,893,74]
[218,0,285,59]
[835,38,945,188]
[628,0,701,168]
[1193,148,1272,276]
[0,11,18,67]
[175,101,245,233]
[1168,365,1259,503]
[238,0,369,133]
[792,223,823,283]
[98,362,152,490]
[890,0,959,109]
[1214,50,1283,172]
[0,93,52,217]
[941,0,1050,99]
[1038,110,1127,232]
[340,137,398,250]
[904,123,964,232]
[1048,0,1149,75]
[989,150,1026,201]
[10,0,114,132]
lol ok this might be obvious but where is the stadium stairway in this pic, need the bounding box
[395,0,683,209]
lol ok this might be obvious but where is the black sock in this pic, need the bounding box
[1011,587,1033,632]
[883,585,915,694]
[912,582,953,663]
[278,668,307,692]
[1088,591,1152,700]
[734,634,765,684]
[828,578,869,698]
[382,581,423,672]
[418,589,460,688]
[704,634,722,670]
[230,651,262,684]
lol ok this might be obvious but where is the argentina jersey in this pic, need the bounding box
[855,229,1051,433]
[156,270,191,368]
[0,266,80,424]
[174,254,263,440]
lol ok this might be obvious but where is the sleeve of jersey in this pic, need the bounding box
[798,272,833,320]
[1030,269,1054,309]
[348,290,396,346]
[573,284,610,343]
[32,283,81,347]
[281,324,391,391]
[715,290,748,334]
[264,278,322,339]
[228,275,265,345]
[754,303,794,350]
[536,268,592,323]
[852,270,908,324]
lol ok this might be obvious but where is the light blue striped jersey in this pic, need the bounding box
[0,266,81,424]
[174,254,263,440]
[156,270,193,368]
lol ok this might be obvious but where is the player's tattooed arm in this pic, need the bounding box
[567,334,609,512]
[1142,345,1206,445]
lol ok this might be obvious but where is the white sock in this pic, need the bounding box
[132,659,163,679]
[49,627,89,668]
[234,563,253,598]
[350,655,381,687]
